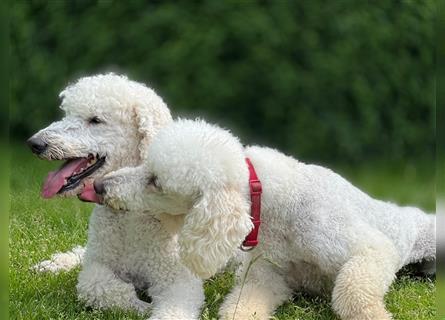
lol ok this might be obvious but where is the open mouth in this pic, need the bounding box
[41,154,106,198]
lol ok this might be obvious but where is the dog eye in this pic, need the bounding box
[89,116,103,124]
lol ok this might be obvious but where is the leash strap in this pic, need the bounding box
[242,158,262,250]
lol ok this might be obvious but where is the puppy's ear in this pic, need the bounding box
[179,187,253,279]
[133,100,172,160]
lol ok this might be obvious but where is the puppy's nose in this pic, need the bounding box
[94,179,105,195]
[26,137,48,155]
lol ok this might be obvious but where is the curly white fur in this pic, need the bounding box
[100,118,436,320]
[30,74,204,319]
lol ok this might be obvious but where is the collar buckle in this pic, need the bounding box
[249,179,262,194]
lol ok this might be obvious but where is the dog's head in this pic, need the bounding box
[96,119,254,279]
[27,73,172,198]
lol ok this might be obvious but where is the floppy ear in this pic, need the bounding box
[178,187,253,279]
[133,101,172,161]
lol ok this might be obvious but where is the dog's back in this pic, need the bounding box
[244,145,435,269]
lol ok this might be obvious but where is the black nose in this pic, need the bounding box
[27,137,48,155]
[94,179,105,195]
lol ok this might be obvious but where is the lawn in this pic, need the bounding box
[9,144,436,320]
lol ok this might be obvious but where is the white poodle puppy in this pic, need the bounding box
[28,74,204,319]
[95,119,436,320]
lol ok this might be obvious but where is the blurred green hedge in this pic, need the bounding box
[11,1,435,163]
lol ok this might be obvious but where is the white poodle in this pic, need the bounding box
[28,74,204,319]
[95,119,436,320]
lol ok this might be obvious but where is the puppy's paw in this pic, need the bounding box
[30,246,84,273]
[31,259,65,273]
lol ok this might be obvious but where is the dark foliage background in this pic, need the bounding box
[10,0,435,163]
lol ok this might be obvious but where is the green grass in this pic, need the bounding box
[10,144,436,319]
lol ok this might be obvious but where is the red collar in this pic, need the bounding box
[242,158,262,251]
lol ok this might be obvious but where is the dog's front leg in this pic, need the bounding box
[332,243,400,320]
[219,257,292,320]
[148,271,204,320]
[77,261,151,315]
[32,245,85,273]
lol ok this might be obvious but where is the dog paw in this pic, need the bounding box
[31,259,66,273]
[31,247,85,273]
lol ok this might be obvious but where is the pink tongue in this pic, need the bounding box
[78,183,103,204]
[41,158,90,199]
